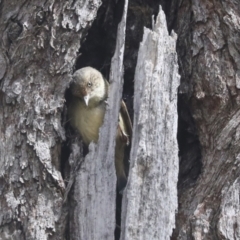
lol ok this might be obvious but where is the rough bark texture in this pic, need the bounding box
[69,0,128,239]
[2,0,239,239]
[121,8,179,240]
[0,0,101,239]
[170,0,240,239]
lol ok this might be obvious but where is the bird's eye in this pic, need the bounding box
[87,82,92,87]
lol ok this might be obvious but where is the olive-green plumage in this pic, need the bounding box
[68,67,132,191]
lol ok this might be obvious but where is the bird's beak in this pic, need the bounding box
[84,94,89,106]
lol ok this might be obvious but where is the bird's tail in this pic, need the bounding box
[115,140,127,193]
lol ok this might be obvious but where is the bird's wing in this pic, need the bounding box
[118,100,132,145]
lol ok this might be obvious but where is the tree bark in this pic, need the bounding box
[0,0,101,239]
[2,0,239,239]
[171,0,240,239]
[121,7,179,240]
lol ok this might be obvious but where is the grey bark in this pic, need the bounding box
[0,0,101,239]
[171,0,240,239]
[69,0,129,239]
[121,8,179,240]
[4,0,238,239]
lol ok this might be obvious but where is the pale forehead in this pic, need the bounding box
[74,67,102,82]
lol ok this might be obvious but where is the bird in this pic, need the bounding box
[68,66,132,191]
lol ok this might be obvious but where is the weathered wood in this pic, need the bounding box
[70,0,129,239]
[218,178,240,239]
[121,7,179,240]
[0,0,101,239]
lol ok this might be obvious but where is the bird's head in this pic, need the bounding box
[70,67,107,107]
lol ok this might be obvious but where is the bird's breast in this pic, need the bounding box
[70,100,105,145]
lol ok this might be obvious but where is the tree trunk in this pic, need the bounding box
[0,0,101,239]
[1,0,239,239]
[170,0,240,239]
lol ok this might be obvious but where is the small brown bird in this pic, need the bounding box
[68,66,132,191]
